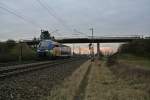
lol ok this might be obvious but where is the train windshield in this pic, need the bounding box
[39,41,49,48]
[39,40,54,49]
[39,41,48,47]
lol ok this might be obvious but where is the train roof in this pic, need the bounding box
[41,39,70,47]
[41,39,58,44]
[40,40,70,48]
[60,44,70,47]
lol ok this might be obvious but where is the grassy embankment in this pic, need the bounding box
[107,38,150,71]
[116,39,150,68]
[106,39,150,99]
[106,54,150,99]
[85,60,150,100]
[117,54,150,69]
[0,40,37,63]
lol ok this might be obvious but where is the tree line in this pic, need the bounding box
[118,39,150,57]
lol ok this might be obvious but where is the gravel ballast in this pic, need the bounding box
[0,58,87,100]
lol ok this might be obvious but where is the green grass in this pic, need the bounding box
[10,43,37,60]
[118,54,150,69]
[0,43,37,62]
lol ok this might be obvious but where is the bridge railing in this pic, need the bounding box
[88,36,141,39]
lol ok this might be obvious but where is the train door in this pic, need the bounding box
[53,44,61,57]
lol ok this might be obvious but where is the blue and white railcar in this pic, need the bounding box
[37,40,71,58]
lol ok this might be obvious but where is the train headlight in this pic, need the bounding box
[45,50,49,52]
[37,49,41,52]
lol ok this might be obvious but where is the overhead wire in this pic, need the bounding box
[36,0,73,31]
[44,0,74,31]
[0,2,41,29]
[73,29,89,37]
[36,0,83,37]
[0,1,90,38]
[37,0,90,37]
[0,1,81,39]
[43,0,89,37]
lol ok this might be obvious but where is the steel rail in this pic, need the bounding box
[0,57,86,79]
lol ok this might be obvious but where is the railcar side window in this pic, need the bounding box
[55,45,59,47]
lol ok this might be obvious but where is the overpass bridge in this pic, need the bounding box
[56,36,140,43]
[24,36,141,57]
[24,36,141,45]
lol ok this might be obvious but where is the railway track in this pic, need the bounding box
[0,57,86,79]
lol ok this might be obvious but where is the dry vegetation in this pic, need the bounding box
[46,57,150,100]
[108,62,150,98]
[85,60,150,100]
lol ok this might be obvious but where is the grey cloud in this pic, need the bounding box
[0,0,150,40]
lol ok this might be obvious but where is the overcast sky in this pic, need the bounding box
[0,0,150,41]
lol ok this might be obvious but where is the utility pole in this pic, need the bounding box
[79,46,81,55]
[72,44,75,55]
[19,41,22,63]
[90,28,94,61]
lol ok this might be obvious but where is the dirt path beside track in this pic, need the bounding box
[84,60,149,100]
[46,60,91,100]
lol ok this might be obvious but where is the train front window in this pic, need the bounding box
[39,41,49,48]
[39,41,55,49]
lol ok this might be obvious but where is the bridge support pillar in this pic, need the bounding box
[97,43,101,59]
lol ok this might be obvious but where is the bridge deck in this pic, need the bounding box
[23,37,141,45]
